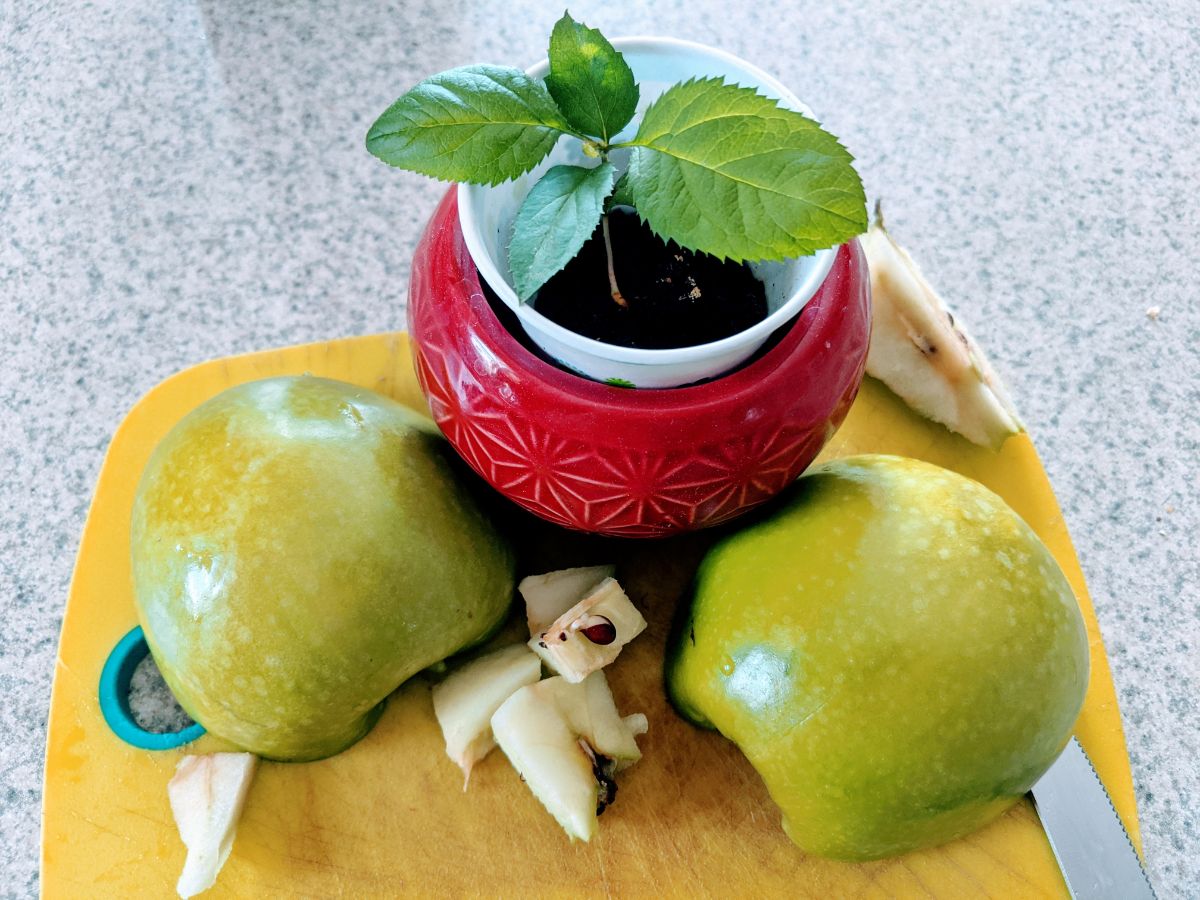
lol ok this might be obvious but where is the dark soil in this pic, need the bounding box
[480,273,792,387]
[528,210,768,349]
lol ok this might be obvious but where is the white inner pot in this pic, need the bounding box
[459,37,837,389]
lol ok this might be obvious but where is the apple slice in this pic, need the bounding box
[431,644,542,787]
[861,203,1023,450]
[168,752,258,899]
[491,682,599,841]
[623,713,649,737]
[491,671,646,841]
[528,577,647,683]
[545,670,643,768]
[519,565,615,634]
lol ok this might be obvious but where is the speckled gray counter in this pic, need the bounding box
[2,1,1197,896]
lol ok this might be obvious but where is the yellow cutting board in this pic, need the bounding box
[42,332,1140,898]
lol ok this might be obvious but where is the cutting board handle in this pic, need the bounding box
[99,626,206,750]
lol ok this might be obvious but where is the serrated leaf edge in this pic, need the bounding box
[623,76,867,262]
[507,162,616,300]
[544,12,639,142]
[365,64,578,186]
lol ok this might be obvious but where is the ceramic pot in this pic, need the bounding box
[408,190,870,537]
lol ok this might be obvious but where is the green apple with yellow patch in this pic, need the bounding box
[132,376,514,761]
[667,454,1088,859]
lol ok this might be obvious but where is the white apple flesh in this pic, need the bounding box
[519,565,615,634]
[168,752,258,899]
[545,670,643,767]
[491,681,600,842]
[528,578,647,682]
[861,204,1023,449]
[491,672,646,841]
[430,644,542,787]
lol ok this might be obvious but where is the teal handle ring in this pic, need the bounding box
[99,626,206,750]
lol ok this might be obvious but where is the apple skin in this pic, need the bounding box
[666,455,1088,860]
[132,376,515,761]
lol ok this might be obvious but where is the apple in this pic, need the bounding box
[431,644,542,787]
[132,376,515,761]
[519,565,614,635]
[168,753,257,898]
[861,206,1023,449]
[666,455,1088,860]
[491,672,646,842]
[523,575,647,683]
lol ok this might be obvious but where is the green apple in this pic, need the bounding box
[666,455,1088,860]
[132,376,515,761]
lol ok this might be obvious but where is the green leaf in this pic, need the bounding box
[545,13,639,142]
[606,170,635,210]
[624,78,867,261]
[366,65,575,186]
[508,162,615,301]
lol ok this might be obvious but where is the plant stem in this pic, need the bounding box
[601,214,627,308]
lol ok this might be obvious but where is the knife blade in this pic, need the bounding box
[1030,737,1156,899]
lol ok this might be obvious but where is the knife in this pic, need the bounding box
[1030,737,1156,899]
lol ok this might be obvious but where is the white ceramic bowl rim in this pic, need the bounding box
[457,36,839,366]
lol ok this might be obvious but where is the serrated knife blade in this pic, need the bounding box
[1030,737,1156,899]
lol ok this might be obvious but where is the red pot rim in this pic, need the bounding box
[433,191,861,418]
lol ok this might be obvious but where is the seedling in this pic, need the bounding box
[367,13,866,307]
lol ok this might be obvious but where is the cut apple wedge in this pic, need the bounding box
[623,713,649,737]
[543,670,643,768]
[519,565,615,634]
[491,671,646,841]
[491,682,599,841]
[168,752,258,899]
[861,203,1023,450]
[431,643,542,787]
[528,577,647,682]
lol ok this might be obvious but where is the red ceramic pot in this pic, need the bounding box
[408,190,871,538]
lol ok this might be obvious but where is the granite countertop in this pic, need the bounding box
[2,1,1197,896]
